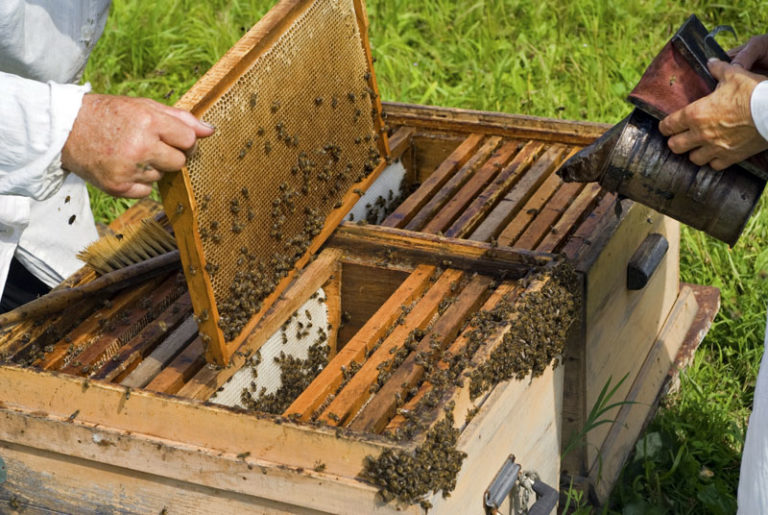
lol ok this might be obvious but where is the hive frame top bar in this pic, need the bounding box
[159,0,390,365]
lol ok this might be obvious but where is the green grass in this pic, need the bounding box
[84,1,768,511]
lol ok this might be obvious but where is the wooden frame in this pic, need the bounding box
[0,102,719,512]
[159,0,391,365]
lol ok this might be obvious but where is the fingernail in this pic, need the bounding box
[708,57,719,63]
[201,120,216,130]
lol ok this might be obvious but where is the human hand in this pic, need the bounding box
[61,94,215,198]
[729,35,768,75]
[658,59,768,170]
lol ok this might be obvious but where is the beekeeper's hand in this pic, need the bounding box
[659,59,768,170]
[61,94,215,198]
[729,35,768,75]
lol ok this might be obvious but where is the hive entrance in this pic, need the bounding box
[161,0,388,364]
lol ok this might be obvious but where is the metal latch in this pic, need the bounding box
[483,455,558,515]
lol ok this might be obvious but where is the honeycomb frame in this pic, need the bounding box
[160,0,389,365]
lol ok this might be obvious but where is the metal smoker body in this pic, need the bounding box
[560,15,767,246]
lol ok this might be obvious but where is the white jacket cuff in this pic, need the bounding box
[0,72,90,200]
[751,80,768,142]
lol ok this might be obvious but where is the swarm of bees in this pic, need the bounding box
[361,409,467,509]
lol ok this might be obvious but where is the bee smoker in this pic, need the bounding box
[559,15,768,246]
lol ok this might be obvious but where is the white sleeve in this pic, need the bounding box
[750,80,768,142]
[0,70,89,200]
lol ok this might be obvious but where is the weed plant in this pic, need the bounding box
[84,1,768,512]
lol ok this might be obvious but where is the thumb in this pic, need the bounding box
[707,58,730,82]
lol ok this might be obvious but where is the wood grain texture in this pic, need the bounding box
[510,182,585,249]
[348,274,493,433]
[319,269,464,426]
[285,264,434,421]
[471,145,570,243]
[328,223,552,280]
[382,133,484,228]
[382,101,610,145]
[144,337,205,394]
[0,365,398,480]
[422,141,520,235]
[118,315,198,388]
[444,141,543,239]
[176,248,342,400]
[536,183,603,253]
[405,137,502,231]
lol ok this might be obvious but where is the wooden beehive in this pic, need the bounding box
[0,3,719,510]
[0,103,718,513]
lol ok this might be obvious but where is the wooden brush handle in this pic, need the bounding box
[0,250,181,327]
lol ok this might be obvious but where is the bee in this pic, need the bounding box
[314,97,323,106]
[249,92,258,108]
[271,100,280,113]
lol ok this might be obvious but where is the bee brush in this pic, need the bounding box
[0,219,181,327]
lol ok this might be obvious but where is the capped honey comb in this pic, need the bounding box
[161,0,389,364]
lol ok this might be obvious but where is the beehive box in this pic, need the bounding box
[0,104,718,513]
[0,5,719,514]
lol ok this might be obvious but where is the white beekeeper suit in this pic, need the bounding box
[737,82,768,514]
[0,1,111,297]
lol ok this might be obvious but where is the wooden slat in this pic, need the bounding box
[161,0,390,365]
[385,127,415,163]
[382,101,610,145]
[284,265,435,420]
[536,183,603,253]
[590,286,698,501]
[506,182,585,249]
[143,338,205,394]
[34,280,159,371]
[323,265,342,357]
[494,172,563,246]
[0,365,398,480]
[470,145,570,243]
[0,200,167,356]
[328,224,552,280]
[382,133,484,228]
[58,274,184,376]
[444,141,544,239]
[386,282,520,432]
[348,274,493,433]
[91,295,193,382]
[319,269,464,426]
[422,141,520,235]
[404,137,502,232]
[560,192,618,262]
[117,315,198,388]
[175,248,342,400]
[415,278,552,439]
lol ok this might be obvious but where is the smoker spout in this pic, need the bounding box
[557,118,626,183]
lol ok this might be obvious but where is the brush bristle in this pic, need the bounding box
[78,219,177,275]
